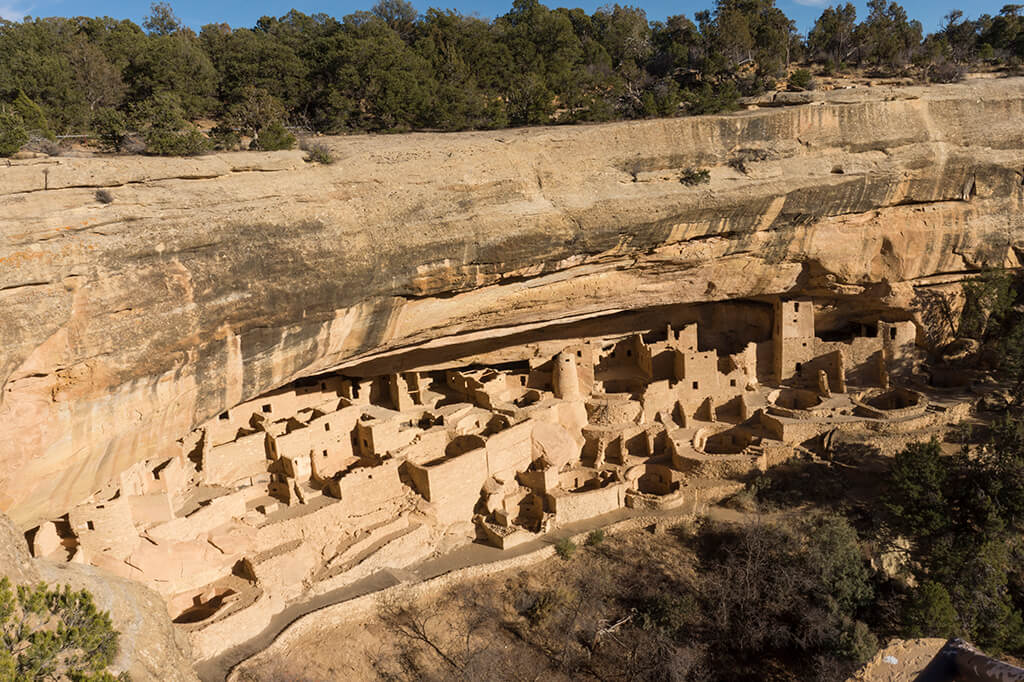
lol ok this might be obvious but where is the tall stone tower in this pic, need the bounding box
[773,299,815,384]
[552,351,582,399]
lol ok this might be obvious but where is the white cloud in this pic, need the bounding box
[0,2,31,20]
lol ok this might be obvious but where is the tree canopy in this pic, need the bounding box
[0,0,1018,155]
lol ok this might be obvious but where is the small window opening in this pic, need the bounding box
[795,362,803,373]
[262,404,271,413]
[576,350,582,357]
[219,412,229,421]
[363,439,369,447]
[626,349,632,357]
[323,450,328,457]
[692,381,699,390]
[86,521,95,530]
[321,382,326,390]
[889,328,897,340]
[730,379,737,387]
[794,302,800,311]
[325,423,331,431]
[802,342,808,347]
[520,376,526,385]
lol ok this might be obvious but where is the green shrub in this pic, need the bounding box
[255,121,296,151]
[885,439,950,542]
[684,80,741,116]
[12,90,54,140]
[837,619,879,665]
[787,68,815,91]
[131,93,211,157]
[554,537,577,560]
[0,577,126,680]
[92,108,129,152]
[209,124,241,151]
[585,529,605,546]
[144,126,211,156]
[903,581,960,639]
[679,167,710,186]
[0,110,28,157]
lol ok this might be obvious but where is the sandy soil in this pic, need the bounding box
[848,638,946,682]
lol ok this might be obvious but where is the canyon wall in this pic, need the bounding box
[2,78,1023,528]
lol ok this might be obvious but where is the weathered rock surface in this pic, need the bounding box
[0,514,198,681]
[2,79,1024,527]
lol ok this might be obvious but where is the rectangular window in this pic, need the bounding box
[890,328,897,340]
[219,412,229,421]
[262,404,271,413]
[692,381,699,390]
[730,379,737,387]
[86,521,95,530]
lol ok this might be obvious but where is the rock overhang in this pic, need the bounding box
[1,77,1024,527]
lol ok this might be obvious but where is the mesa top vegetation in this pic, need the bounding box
[0,0,1021,155]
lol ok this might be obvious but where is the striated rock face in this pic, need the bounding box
[2,79,1023,528]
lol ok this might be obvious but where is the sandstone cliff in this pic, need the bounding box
[2,78,1023,527]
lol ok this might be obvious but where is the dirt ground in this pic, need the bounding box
[231,523,703,682]
[849,638,947,682]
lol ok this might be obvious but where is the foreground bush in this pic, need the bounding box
[254,121,295,151]
[0,577,126,680]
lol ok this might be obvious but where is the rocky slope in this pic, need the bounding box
[2,78,1023,528]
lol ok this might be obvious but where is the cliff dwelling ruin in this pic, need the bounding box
[22,296,972,657]
[4,74,1024,680]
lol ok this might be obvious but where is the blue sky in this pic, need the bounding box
[0,0,1010,34]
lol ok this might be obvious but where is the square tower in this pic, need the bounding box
[773,299,816,384]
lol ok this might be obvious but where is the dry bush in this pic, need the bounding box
[300,138,335,164]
